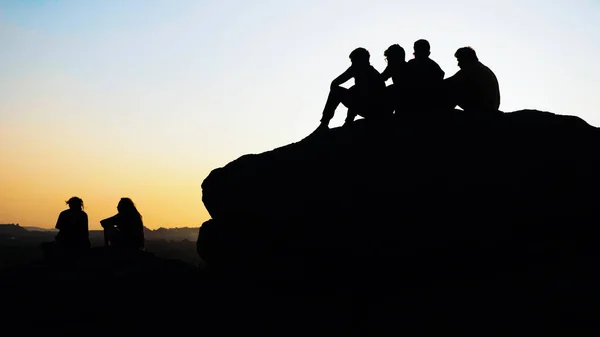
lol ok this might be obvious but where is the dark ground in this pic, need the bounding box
[1,228,598,335]
[2,246,598,336]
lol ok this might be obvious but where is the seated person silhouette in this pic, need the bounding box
[51,196,90,256]
[444,46,501,112]
[316,47,387,131]
[405,39,445,112]
[100,198,145,250]
[380,44,410,114]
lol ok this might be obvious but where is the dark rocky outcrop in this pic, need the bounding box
[198,109,600,334]
[200,109,600,275]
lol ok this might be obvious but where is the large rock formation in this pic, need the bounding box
[198,109,600,333]
[199,109,600,280]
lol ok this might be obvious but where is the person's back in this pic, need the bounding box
[55,197,90,252]
[352,63,386,120]
[56,209,88,238]
[114,198,145,250]
[116,213,145,250]
[407,57,445,87]
[446,47,500,112]
[456,61,500,111]
[405,39,445,111]
[353,63,386,94]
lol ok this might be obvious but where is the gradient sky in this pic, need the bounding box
[1,0,599,229]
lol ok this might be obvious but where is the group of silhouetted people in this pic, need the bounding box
[317,39,501,130]
[43,40,500,259]
[44,196,145,259]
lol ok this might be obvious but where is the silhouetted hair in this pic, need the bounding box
[455,46,479,62]
[414,39,431,56]
[384,44,405,61]
[349,47,370,64]
[66,197,84,210]
[117,198,142,219]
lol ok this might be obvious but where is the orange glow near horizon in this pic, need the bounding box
[2,1,600,230]
[0,125,216,230]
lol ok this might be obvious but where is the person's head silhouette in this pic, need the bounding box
[66,197,83,210]
[413,39,431,59]
[117,197,141,218]
[349,47,370,66]
[454,46,479,69]
[384,44,406,64]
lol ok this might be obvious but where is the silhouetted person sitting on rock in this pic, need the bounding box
[316,47,387,131]
[381,44,410,114]
[406,39,445,112]
[46,197,90,257]
[444,46,500,113]
[100,198,145,250]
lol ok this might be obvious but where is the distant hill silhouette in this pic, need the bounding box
[0,224,202,267]
[143,226,200,242]
[23,226,58,232]
[0,223,29,236]
[198,109,600,335]
[1,223,199,241]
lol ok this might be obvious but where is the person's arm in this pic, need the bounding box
[330,66,353,89]
[443,70,464,110]
[444,69,462,86]
[437,64,445,80]
[381,64,392,82]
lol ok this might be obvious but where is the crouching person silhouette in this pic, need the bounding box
[444,46,500,113]
[100,198,145,251]
[316,47,387,132]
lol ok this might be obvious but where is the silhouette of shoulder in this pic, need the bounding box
[407,58,444,81]
[455,61,500,110]
[56,209,87,229]
[450,62,497,88]
[478,62,497,81]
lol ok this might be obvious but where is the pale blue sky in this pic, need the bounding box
[1,1,599,228]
